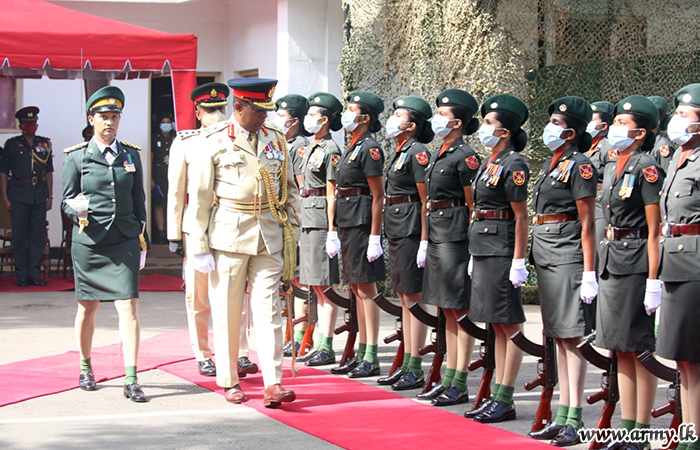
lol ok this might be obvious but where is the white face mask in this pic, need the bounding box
[586,121,601,138]
[200,110,226,128]
[478,124,502,148]
[431,114,455,138]
[607,125,639,151]
[304,114,323,134]
[272,115,291,134]
[341,110,359,131]
[667,115,700,145]
[385,115,409,138]
[542,122,571,151]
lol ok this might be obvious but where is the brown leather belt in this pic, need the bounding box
[660,223,700,237]
[472,209,515,221]
[426,198,464,211]
[337,187,370,197]
[385,194,421,206]
[531,213,577,225]
[605,225,648,240]
[301,188,326,197]
[12,175,46,185]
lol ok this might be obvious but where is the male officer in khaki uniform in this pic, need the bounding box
[188,78,301,407]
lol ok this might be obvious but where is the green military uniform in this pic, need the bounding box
[647,96,677,175]
[276,94,311,180]
[589,101,617,258]
[151,122,174,206]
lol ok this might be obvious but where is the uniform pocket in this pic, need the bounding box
[301,197,328,229]
[335,195,371,228]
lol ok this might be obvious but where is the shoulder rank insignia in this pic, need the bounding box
[331,155,340,167]
[465,154,479,170]
[120,141,141,151]
[63,141,89,153]
[369,148,382,161]
[513,171,526,186]
[608,149,618,160]
[177,129,199,140]
[579,163,593,180]
[416,151,429,166]
[643,166,659,183]
[659,145,670,157]
[298,146,306,158]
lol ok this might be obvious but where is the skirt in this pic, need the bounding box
[535,262,594,339]
[596,270,655,353]
[73,225,140,301]
[470,256,525,324]
[657,280,700,362]
[338,225,386,284]
[299,228,340,286]
[422,240,470,310]
[387,235,423,294]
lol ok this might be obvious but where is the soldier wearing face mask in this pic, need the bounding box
[274,94,313,188]
[152,113,175,244]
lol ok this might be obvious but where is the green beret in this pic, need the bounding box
[347,90,384,114]
[590,101,614,118]
[275,94,309,114]
[15,106,39,121]
[647,96,670,117]
[393,95,432,120]
[614,95,659,129]
[674,83,700,109]
[87,86,125,113]
[436,89,478,115]
[308,92,342,115]
[548,96,592,125]
[480,94,528,126]
[191,82,229,107]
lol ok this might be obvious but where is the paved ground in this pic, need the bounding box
[0,289,676,449]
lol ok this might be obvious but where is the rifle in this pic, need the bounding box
[577,334,618,450]
[298,289,317,357]
[373,294,404,376]
[511,331,557,433]
[409,303,446,394]
[283,283,314,356]
[457,315,494,410]
[323,286,358,366]
[638,351,681,450]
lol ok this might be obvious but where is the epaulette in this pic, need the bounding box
[63,141,88,153]
[177,129,200,140]
[265,121,283,134]
[204,121,227,137]
[120,141,141,151]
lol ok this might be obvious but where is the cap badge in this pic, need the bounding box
[490,102,498,109]
[267,85,276,99]
[683,93,692,103]
[591,105,597,110]
[442,97,449,103]
[353,95,361,102]
[281,101,287,108]
[559,104,567,112]
[210,89,217,98]
[28,112,34,117]
[314,96,321,103]
[397,99,404,106]
[109,98,116,104]
[623,102,632,110]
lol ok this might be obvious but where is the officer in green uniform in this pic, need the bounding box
[152,114,174,244]
[0,107,53,286]
[62,86,149,402]
[647,96,677,175]
[587,101,616,248]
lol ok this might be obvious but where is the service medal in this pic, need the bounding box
[124,154,136,172]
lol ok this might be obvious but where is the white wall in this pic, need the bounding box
[224,0,279,80]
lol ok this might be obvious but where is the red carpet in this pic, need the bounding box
[138,273,184,291]
[0,275,75,292]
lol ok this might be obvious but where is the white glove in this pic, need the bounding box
[468,256,474,279]
[644,279,662,316]
[509,258,529,288]
[580,271,598,304]
[193,253,216,274]
[416,240,428,268]
[326,231,341,258]
[139,251,147,270]
[366,235,383,262]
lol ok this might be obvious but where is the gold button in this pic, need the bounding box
[675,192,680,197]
[607,205,611,209]
[439,211,444,216]
[678,244,684,251]
[623,242,628,248]
[536,192,539,196]
[111,214,115,219]
[551,181,556,186]
[112,199,116,203]
[110,182,114,186]
[108,166,113,171]
[545,226,550,232]
[395,208,400,213]
[664,215,667,220]
[427,178,430,182]
[484,227,489,232]
[426,213,429,216]
[605,242,609,246]
[346,197,350,202]
[440,169,444,173]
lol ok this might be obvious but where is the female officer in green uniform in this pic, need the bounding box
[329,90,386,378]
[379,95,433,390]
[531,97,598,446]
[151,114,174,243]
[587,101,616,248]
[467,94,529,423]
[647,96,677,175]
[657,84,700,450]
[419,89,479,407]
[62,86,149,403]
[595,96,663,450]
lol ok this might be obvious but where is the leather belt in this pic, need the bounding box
[660,223,700,237]
[426,198,464,211]
[337,187,370,197]
[217,197,270,213]
[531,213,577,225]
[301,188,326,197]
[605,225,648,240]
[12,175,46,185]
[472,209,514,221]
[385,194,421,206]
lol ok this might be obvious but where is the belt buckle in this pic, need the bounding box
[661,223,671,237]
[471,210,477,220]
[605,225,614,241]
[531,215,538,225]
[426,200,432,211]
[31,176,38,185]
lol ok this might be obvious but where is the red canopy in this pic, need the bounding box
[0,0,198,128]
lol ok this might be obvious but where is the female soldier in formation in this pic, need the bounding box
[595,96,663,450]
[587,101,616,249]
[417,89,479,406]
[151,114,174,243]
[530,97,598,446]
[329,90,386,378]
[467,94,530,423]
[656,83,700,450]
[647,96,677,175]
[377,95,433,390]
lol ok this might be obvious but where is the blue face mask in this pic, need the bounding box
[341,110,360,131]
[542,122,570,151]
[431,114,454,138]
[607,125,639,151]
[478,124,502,148]
[160,122,173,133]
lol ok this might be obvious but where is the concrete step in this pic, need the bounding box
[142,243,183,277]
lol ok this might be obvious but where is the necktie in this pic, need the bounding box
[104,146,115,156]
[248,132,258,153]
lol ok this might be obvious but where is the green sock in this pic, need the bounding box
[620,418,636,431]
[323,335,334,352]
[451,370,468,392]
[408,355,423,376]
[554,405,570,425]
[565,406,583,428]
[492,383,501,400]
[400,353,411,372]
[294,329,305,344]
[125,366,137,385]
[356,343,366,362]
[364,344,378,364]
[496,384,515,406]
[80,358,92,374]
[315,333,325,350]
[634,422,650,447]
[676,443,688,450]
[441,368,455,388]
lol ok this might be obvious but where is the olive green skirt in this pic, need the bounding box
[657,280,700,362]
[470,256,525,324]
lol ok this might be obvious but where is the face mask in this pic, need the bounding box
[341,110,359,131]
[586,121,601,138]
[431,114,455,138]
[542,122,570,151]
[304,114,323,134]
[272,115,291,134]
[667,115,700,145]
[21,122,38,136]
[160,123,173,133]
[607,125,641,151]
[385,115,409,138]
[478,124,502,148]
[200,110,226,128]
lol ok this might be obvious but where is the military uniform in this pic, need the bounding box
[151,129,173,205]
[591,137,616,247]
[288,134,310,180]
[649,133,676,175]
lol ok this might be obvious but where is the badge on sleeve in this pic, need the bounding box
[643,166,659,183]
[513,171,526,186]
[298,146,306,158]
[579,164,593,180]
[465,155,479,170]
[331,155,340,167]
[416,151,429,166]
[659,145,670,157]
[369,148,381,161]
[608,149,618,160]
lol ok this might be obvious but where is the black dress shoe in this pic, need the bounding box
[626,443,650,450]
[392,371,425,391]
[348,360,380,378]
[123,382,148,403]
[550,424,581,447]
[305,349,335,366]
[528,420,563,440]
[377,368,404,386]
[330,357,359,374]
[416,383,446,400]
[237,356,258,375]
[29,278,46,286]
[432,385,469,406]
[464,398,495,418]
[297,348,319,363]
[16,279,29,287]
[602,441,625,450]
[473,400,516,423]
[283,341,300,357]
[198,359,216,376]
[79,371,97,391]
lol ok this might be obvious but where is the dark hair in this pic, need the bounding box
[358,104,382,133]
[560,115,592,153]
[595,112,614,126]
[318,106,343,132]
[448,105,479,136]
[494,111,528,153]
[406,109,435,144]
[628,113,657,153]
[659,114,670,132]
[283,107,312,137]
